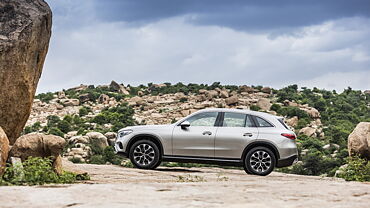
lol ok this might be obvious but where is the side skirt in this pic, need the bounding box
[162,155,244,167]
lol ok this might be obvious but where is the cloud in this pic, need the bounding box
[38,15,370,93]
[87,0,370,32]
[296,71,370,91]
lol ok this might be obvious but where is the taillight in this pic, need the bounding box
[281,133,296,140]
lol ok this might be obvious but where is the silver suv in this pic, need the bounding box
[115,108,298,176]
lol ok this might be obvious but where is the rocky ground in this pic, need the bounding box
[0,163,369,208]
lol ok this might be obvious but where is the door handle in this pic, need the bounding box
[243,133,253,137]
[202,131,212,136]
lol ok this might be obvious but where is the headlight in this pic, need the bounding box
[118,129,133,138]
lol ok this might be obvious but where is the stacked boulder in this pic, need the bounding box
[64,132,111,162]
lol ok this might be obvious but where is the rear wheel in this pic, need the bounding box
[244,147,276,176]
[129,140,161,169]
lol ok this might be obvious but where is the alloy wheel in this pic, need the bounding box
[133,143,155,166]
[249,150,272,173]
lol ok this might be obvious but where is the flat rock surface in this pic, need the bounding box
[0,163,369,208]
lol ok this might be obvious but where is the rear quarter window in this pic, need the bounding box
[278,118,290,130]
[254,116,274,127]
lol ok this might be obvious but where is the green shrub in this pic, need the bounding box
[301,149,340,176]
[89,155,105,164]
[296,118,311,129]
[250,105,261,111]
[92,103,135,132]
[79,106,92,117]
[179,97,188,102]
[24,122,42,134]
[48,127,64,137]
[0,157,86,186]
[337,156,370,182]
[36,92,55,103]
[103,146,123,165]
[57,120,72,133]
[88,146,123,165]
[277,106,309,119]
[270,103,281,112]
[120,160,134,168]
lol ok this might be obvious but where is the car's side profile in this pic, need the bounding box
[115,108,298,176]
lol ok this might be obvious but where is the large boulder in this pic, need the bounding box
[0,0,52,144]
[225,96,238,106]
[0,127,10,176]
[299,127,317,137]
[286,116,298,127]
[303,108,321,119]
[348,122,370,159]
[9,133,65,174]
[86,132,109,149]
[257,98,272,111]
[105,132,117,146]
[110,81,129,95]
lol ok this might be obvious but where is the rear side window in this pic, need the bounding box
[223,112,245,127]
[222,113,256,127]
[278,118,290,130]
[254,116,274,127]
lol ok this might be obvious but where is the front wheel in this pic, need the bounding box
[244,147,276,176]
[129,140,161,169]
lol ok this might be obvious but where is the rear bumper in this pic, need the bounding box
[276,155,298,168]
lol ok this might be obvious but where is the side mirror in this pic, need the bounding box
[180,121,190,129]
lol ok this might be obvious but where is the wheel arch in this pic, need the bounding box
[126,134,164,156]
[242,141,280,161]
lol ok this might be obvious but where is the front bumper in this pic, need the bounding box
[276,155,298,168]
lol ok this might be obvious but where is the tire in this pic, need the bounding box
[129,140,161,169]
[244,147,276,176]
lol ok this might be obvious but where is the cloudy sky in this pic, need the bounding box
[39,0,370,93]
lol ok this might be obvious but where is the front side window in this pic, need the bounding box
[255,116,274,127]
[222,112,246,127]
[186,112,218,127]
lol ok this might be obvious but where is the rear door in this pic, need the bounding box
[215,112,259,159]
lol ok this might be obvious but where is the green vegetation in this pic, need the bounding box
[25,103,135,137]
[92,103,135,132]
[337,156,370,182]
[0,157,89,186]
[79,106,92,117]
[35,92,54,103]
[64,85,126,101]
[89,146,123,165]
[146,82,238,96]
[275,85,370,179]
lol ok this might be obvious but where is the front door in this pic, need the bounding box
[215,112,259,158]
[172,111,219,157]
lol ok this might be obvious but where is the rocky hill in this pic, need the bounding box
[27,81,370,177]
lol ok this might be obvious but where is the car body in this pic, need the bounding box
[115,108,298,175]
